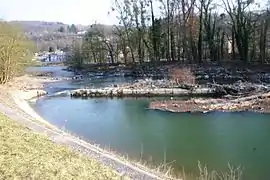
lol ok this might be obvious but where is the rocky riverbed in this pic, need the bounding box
[69,63,270,95]
[67,63,270,113]
[69,63,270,83]
[70,77,270,98]
[70,77,270,113]
[149,93,270,113]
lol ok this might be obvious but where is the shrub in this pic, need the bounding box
[0,22,34,84]
[169,67,196,85]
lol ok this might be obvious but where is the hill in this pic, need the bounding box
[7,21,115,52]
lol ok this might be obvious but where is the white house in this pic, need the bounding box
[37,51,67,62]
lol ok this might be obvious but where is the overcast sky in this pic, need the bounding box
[0,0,118,25]
[0,0,266,25]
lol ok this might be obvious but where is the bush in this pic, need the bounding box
[0,22,34,84]
[65,44,84,69]
[169,67,196,85]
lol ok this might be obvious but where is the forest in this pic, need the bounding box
[68,0,270,67]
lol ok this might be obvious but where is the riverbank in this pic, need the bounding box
[69,62,270,101]
[0,70,250,180]
[0,113,123,180]
[0,75,125,179]
[69,78,270,99]
[69,62,270,83]
[0,74,172,180]
[149,92,270,113]
[0,75,59,129]
[68,63,270,113]
[69,77,270,113]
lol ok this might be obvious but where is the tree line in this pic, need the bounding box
[58,24,78,33]
[25,22,81,52]
[0,22,34,84]
[68,0,270,68]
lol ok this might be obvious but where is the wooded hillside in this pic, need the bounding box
[67,0,270,66]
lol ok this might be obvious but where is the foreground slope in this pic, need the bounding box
[0,113,121,180]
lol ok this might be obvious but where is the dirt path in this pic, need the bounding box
[0,75,170,180]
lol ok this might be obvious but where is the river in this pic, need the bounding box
[28,66,270,180]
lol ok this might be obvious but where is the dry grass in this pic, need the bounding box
[195,162,243,180]
[0,113,125,180]
[101,145,243,180]
[170,67,196,85]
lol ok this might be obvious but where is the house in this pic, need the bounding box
[36,50,67,62]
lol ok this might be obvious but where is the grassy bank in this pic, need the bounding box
[0,113,123,180]
[0,109,244,180]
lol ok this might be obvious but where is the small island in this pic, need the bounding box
[68,64,270,114]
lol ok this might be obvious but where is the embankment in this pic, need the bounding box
[0,75,173,180]
[0,113,122,180]
[0,75,58,128]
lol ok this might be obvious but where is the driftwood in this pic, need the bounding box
[230,92,270,102]
[70,87,216,98]
[149,92,270,113]
[208,82,268,96]
[210,92,270,111]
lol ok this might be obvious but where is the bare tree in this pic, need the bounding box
[0,22,34,84]
[222,0,259,62]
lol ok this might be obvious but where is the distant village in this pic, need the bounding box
[32,50,67,63]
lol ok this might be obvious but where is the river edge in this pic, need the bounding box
[149,93,270,114]
[70,62,270,114]
[68,80,270,114]
[0,75,176,180]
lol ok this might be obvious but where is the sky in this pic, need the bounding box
[0,0,266,26]
[0,0,118,25]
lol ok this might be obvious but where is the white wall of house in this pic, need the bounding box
[37,51,66,62]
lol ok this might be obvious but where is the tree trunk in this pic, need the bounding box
[232,30,236,60]
[198,3,203,63]
[260,19,268,64]
[170,30,176,61]
[220,31,225,60]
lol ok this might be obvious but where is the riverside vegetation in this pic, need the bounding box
[0,20,244,180]
[1,0,269,178]
[0,21,127,179]
[63,0,270,178]
[0,113,122,180]
[66,0,270,113]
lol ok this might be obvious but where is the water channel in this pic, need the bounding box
[28,66,270,180]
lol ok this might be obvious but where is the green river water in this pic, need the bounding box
[28,66,270,179]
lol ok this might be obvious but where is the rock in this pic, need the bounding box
[70,87,216,98]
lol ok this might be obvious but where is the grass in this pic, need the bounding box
[100,145,243,180]
[0,113,124,180]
